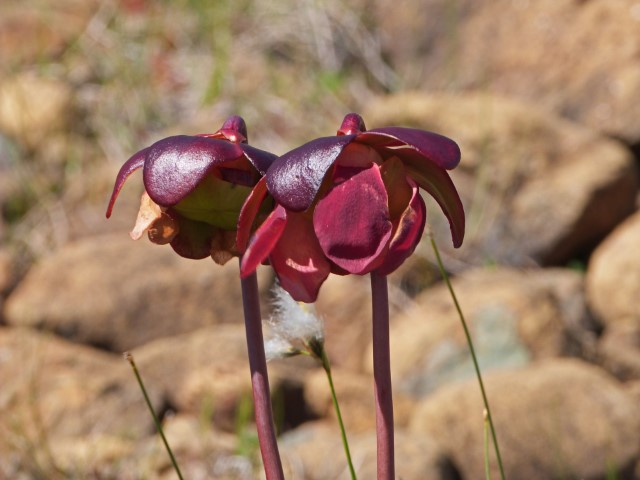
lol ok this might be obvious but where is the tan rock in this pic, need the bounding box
[374,0,640,142]
[281,422,456,480]
[303,368,416,434]
[410,359,640,480]
[371,267,595,397]
[587,210,640,326]
[365,92,638,266]
[0,327,161,475]
[597,319,640,381]
[133,324,314,432]
[4,234,271,351]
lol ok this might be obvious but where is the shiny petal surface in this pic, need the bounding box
[269,212,331,303]
[143,135,243,206]
[358,127,461,170]
[376,182,427,275]
[313,164,392,274]
[398,148,465,247]
[239,144,278,176]
[267,135,355,212]
[105,148,147,218]
[240,205,287,277]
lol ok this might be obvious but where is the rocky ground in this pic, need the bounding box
[1,0,640,479]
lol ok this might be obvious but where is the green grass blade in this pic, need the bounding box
[429,235,506,480]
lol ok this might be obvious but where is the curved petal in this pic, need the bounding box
[399,149,465,247]
[358,127,461,170]
[376,181,427,275]
[313,164,392,274]
[380,156,412,220]
[237,177,269,254]
[239,143,278,175]
[167,210,218,259]
[267,135,355,212]
[240,205,287,277]
[143,135,243,206]
[269,211,331,303]
[105,148,147,218]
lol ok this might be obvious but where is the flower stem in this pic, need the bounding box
[370,271,394,480]
[124,352,184,480]
[318,345,358,480]
[428,236,506,480]
[239,266,284,480]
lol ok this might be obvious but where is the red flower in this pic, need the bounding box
[106,116,276,263]
[238,113,465,302]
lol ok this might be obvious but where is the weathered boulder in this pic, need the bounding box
[586,210,640,381]
[132,324,315,432]
[0,326,161,475]
[303,367,416,434]
[4,234,271,351]
[280,422,457,480]
[410,359,640,480]
[371,267,596,397]
[587,210,640,327]
[365,92,638,266]
[374,0,640,142]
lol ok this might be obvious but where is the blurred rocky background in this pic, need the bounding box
[1,0,639,478]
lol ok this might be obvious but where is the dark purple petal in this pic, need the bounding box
[143,135,243,207]
[240,205,287,277]
[398,148,465,248]
[269,211,331,303]
[239,144,278,176]
[376,181,427,275]
[358,127,461,170]
[106,148,147,218]
[313,164,392,274]
[267,135,356,212]
[167,210,218,259]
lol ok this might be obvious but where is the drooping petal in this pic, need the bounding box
[240,205,288,277]
[376,181,427,275]
[313,164,392,274]
[398,148,465,247]
[237,177,269,254]
[267,135,356,212]
[358,127,461,170]
[167,211,218,259]
[130,191,162,240]
[143,135,243,207]
[105,148,147,218]
[269,211,331,303]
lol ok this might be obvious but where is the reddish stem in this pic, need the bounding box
[371,271,395,480]
[239,265,284,480]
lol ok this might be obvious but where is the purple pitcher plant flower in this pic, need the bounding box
[106,115,276,264]
[106,116,285,480]
[238,112,465,302]
[238,112,465,480]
